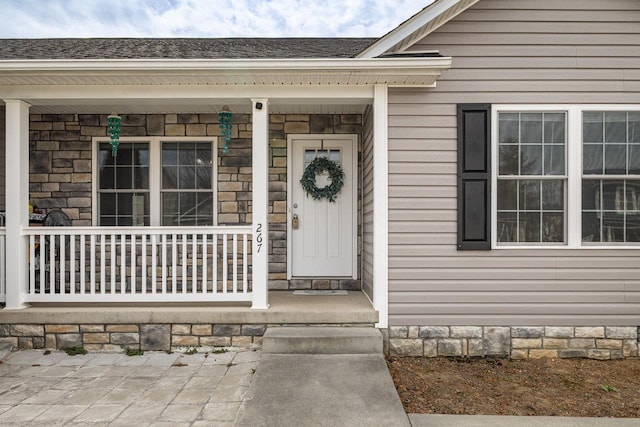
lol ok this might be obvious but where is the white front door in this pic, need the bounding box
[289,135,357,277]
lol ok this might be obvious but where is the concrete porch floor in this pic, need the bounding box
[0,291,378,325]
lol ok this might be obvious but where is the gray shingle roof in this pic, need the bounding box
[0,38,377,60]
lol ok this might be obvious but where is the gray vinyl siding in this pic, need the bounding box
[362,105,374,301]
[387,0,640,326]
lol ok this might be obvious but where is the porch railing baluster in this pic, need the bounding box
[222,233,228,294]
[141,234,147,294]
[111,235,116,294]
[192,233,197,294]
[100,235,106,295]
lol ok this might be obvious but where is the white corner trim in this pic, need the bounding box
[358,0,469,58]
[373,84,389,328]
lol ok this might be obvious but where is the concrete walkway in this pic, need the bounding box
[0,348,261,426]
[236,354,410,426]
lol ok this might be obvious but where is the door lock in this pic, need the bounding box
[292,214,299,230]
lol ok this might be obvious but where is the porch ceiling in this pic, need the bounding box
[25,101,369,115]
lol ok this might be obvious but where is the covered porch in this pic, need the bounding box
[0,56,450,331]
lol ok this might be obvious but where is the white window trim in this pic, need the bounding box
[491,104,640,250]
[92,136,218,227]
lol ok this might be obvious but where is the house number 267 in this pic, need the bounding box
[255,223,263,253]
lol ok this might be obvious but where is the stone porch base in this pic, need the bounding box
[0,291,377,352]
[383,326,640,360]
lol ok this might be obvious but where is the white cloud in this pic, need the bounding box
[0,0,433,38]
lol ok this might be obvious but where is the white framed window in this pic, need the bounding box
[93,137,217,226]
[492,105,640,249]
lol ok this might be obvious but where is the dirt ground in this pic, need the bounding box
[387,356,640,417]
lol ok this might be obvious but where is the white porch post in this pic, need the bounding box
[4,99,30,309]
[251,98,269,309]
[373,85,389,328]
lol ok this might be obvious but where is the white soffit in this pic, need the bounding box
[357,0,480,58]
[0,57,451,88]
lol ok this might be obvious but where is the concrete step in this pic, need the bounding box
[0,342,12,360]
[262,327,383,354]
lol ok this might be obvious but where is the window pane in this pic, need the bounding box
[100,193,116,216]
[162,193,178,215]
[542,180,564,210]
[582,180,601,211]
[180,166,197,189]
[627,182,640,211]
[602,212,624,242]
[521,113,542,143]
[604,144,626,174]
[582,212,601,243]
[499,113,519,143]
[542,212,564,242]
[497,180,517,210]
[605,112,626,143]
[99,166,116,189]
[519,212,541,242]
[163,166,178,189]
[115,167,133,189]
[544,145,565,175]
[163,144,178,165]
[629,145,640,175]
[627,214,640,242]
[602,180,624,211]
[629,112,640,144]
[520,145,542,175]
[583,144,603,174]
[497,212,517,242]
[499,145,518,175]
[583,111,603,143]
[133,166,149,189]
[519,180,540,210]
[196,167,212,190]
[544,113,565,144]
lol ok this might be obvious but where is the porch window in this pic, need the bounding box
[95,137,217,226]
[161,141,214,226]
[97,142,150,226]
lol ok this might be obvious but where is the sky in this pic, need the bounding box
[1,0,434,38]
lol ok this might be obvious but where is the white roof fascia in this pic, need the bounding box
[357,0,478,58]
[0,57,451,73]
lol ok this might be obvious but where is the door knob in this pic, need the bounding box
[292,214,299,230]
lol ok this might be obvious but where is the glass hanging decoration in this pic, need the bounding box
[218,105,233,154]
[107,113,122,157]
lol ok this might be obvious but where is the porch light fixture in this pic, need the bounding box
[107,113,122,157]
[218,105,233,154]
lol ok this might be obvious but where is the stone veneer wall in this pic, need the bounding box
[27,112,362,291]
[384,326,640,360]
[0,321,373,352]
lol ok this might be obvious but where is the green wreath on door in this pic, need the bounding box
[300,157,345,202]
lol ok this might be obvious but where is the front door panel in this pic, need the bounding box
[291,137,355,277]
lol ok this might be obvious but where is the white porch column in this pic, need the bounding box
[373,85,389,328]
[4,99,30,309]
[251,98,269,309]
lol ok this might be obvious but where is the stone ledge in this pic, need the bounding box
[384,325,639,360]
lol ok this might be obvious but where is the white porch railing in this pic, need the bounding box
[0,227,5,303]
[23,226,252,303]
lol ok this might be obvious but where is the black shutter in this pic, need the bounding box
[457,104,491,250]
